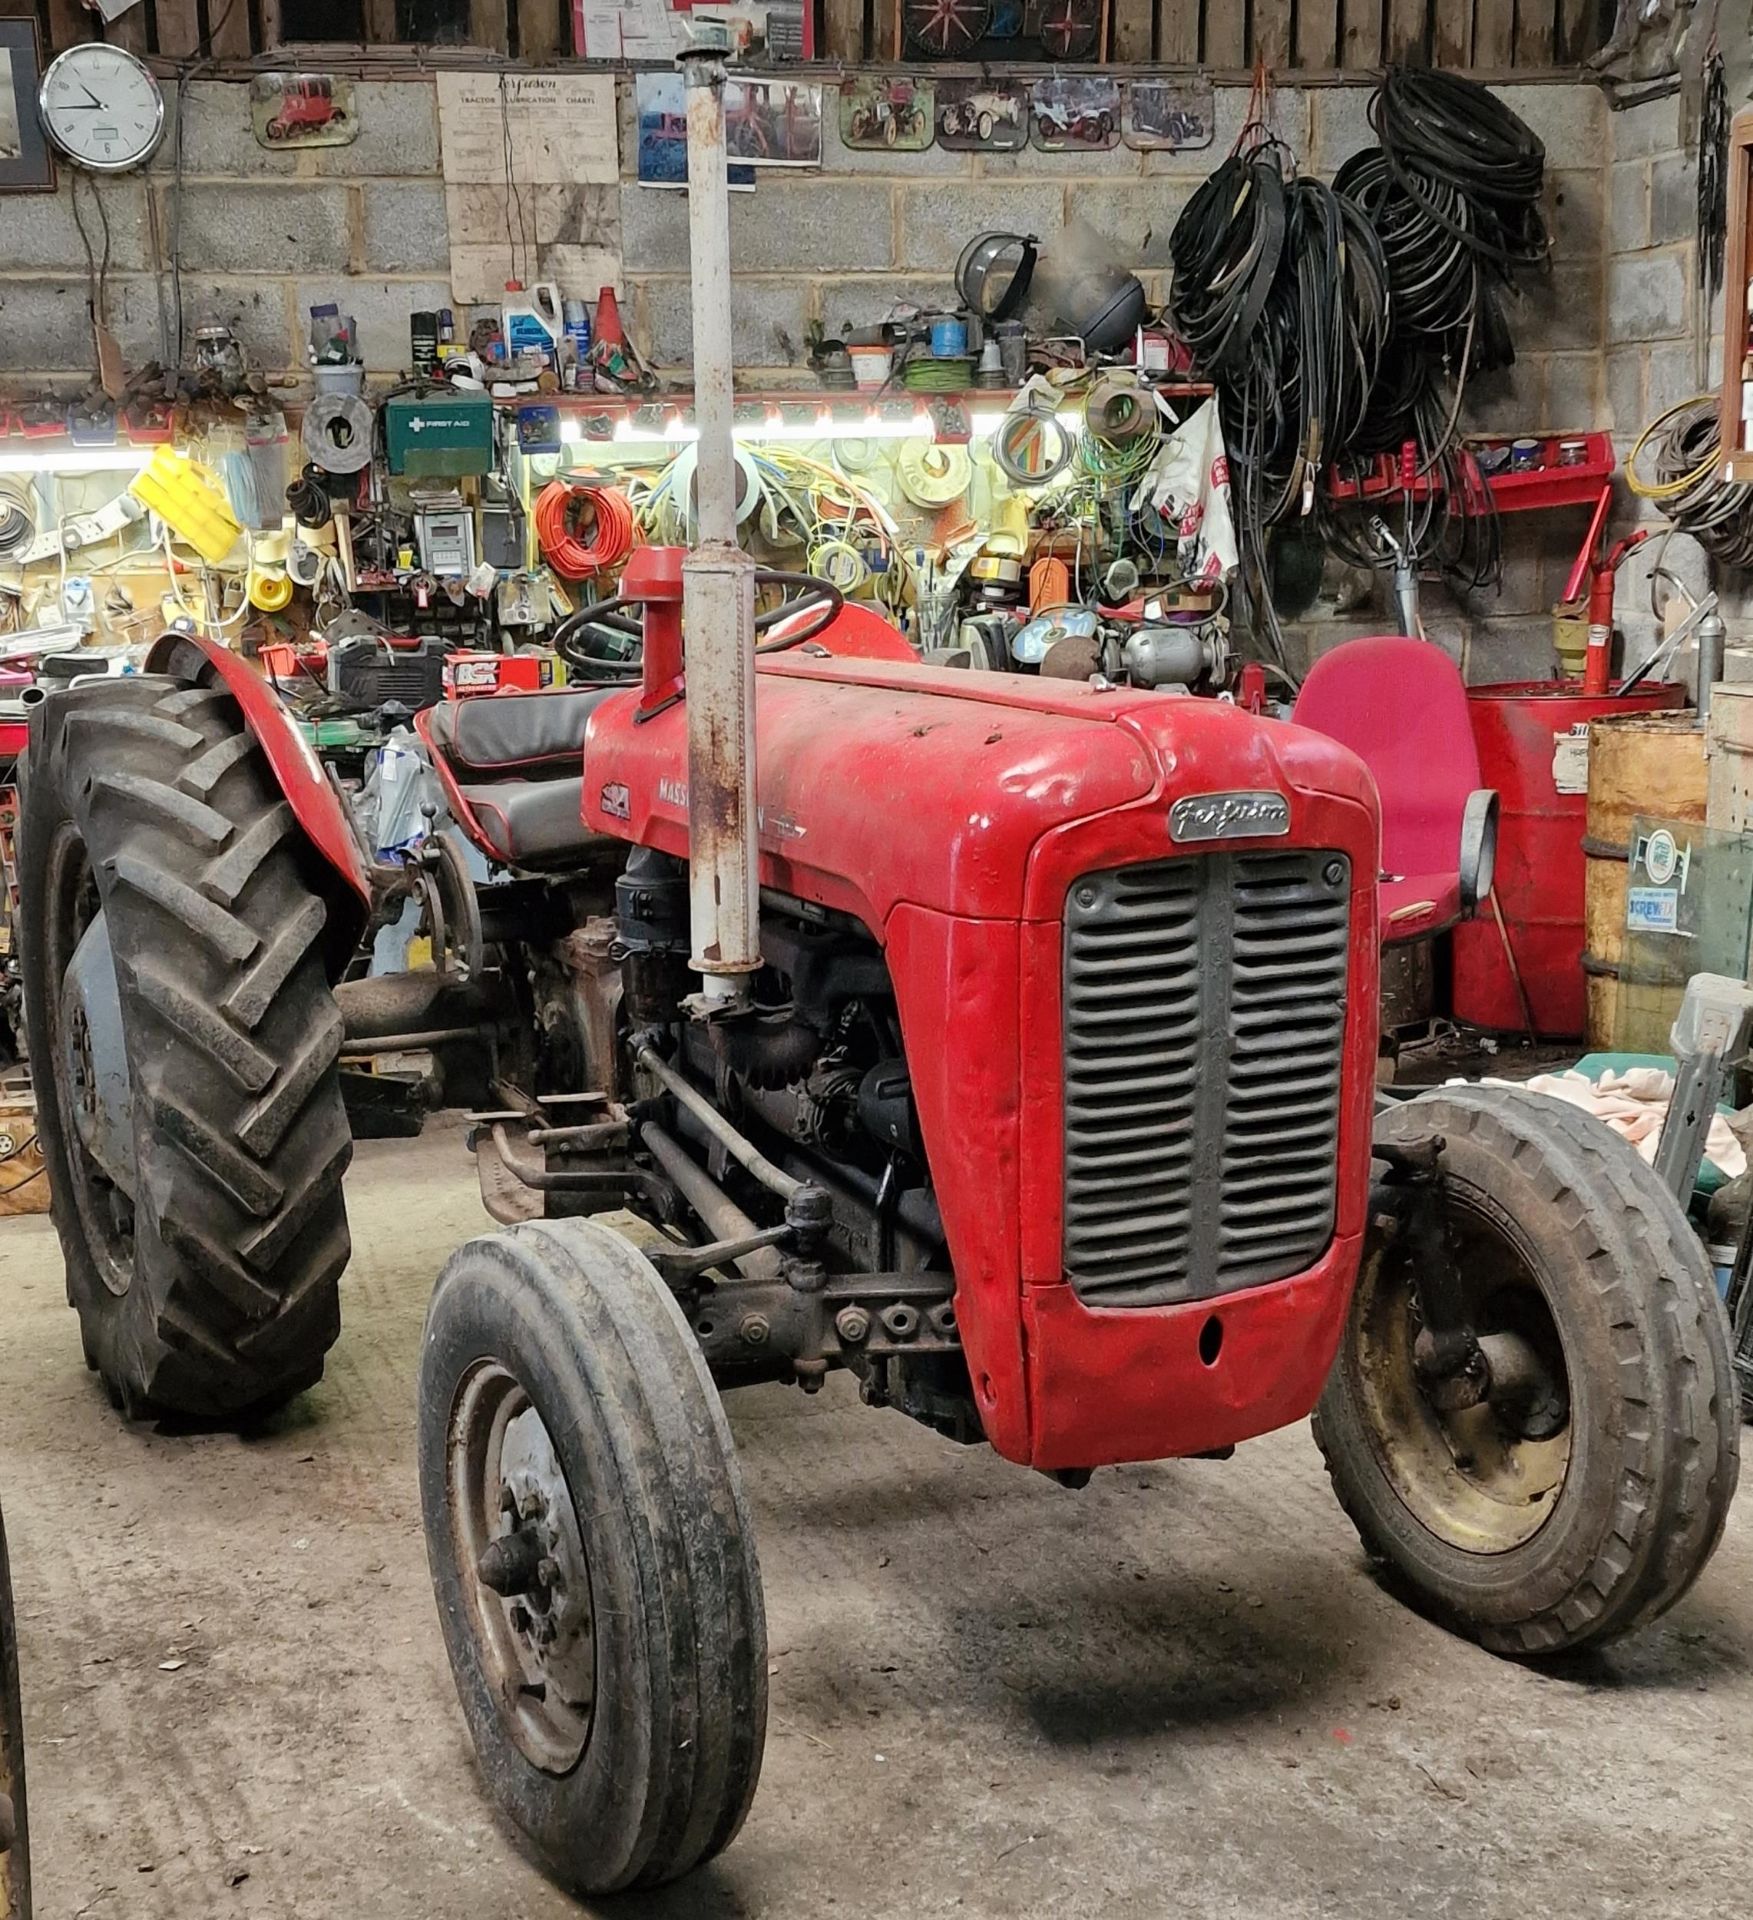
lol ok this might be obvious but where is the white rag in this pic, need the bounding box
[1459,1069,1747,1180]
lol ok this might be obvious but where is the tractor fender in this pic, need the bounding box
[145,633,374,923]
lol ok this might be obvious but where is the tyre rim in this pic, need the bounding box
[1350,1197,1572,1554]
[447,1360,596,1774]
[43,830,134,1298]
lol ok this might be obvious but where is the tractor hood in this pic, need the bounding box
[581,655,1380,929]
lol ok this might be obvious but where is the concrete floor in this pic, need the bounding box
[1,1127,1749,1920]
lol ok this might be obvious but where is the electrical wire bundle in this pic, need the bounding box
[535,478,637,579]
[1629,397,1753,572]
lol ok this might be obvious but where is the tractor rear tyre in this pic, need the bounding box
[418,1219,767,1895]
[1314,1085,1739,1655]
[18,678,352,1420]
[0,1503,29,1919]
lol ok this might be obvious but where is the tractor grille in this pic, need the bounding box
[1062,849,1350,1308]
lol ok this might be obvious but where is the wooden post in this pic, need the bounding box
[43,0,90,54]
[1512,0,1555,67]
[1340,0,1384,70]
[1472,0,1515,66]
[105,4,151,55]
[1385,0,1427,61]
[1203,0,1245,67]
[516,0,566,60]
[1295,0,1339,66]
[1251,0,1292,65]
[1555,0,1594,61]
[207,0,253,56]
[157,0,203,56]
[470,0,510,52]
[1111,0,1153,59]
[822,0,865,59]
[1432,0,1471,67]
[1157,0,1199,61]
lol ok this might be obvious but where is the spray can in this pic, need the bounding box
[562,297,592,391]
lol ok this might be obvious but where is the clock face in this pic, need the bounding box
[38,45,165,173]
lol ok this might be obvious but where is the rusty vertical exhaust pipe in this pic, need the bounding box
[679,23,760,1012]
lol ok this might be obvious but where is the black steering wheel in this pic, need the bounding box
[553,570,845,680]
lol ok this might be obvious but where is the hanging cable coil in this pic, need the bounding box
[535,479,637,579]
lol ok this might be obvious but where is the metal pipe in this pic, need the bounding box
[636,1042,804,1201]
[681,29,736,553]
[339,1024,485,1054]
[642,1122,783,1281]
[679,22,761,1007]
[1696,607,1725,725]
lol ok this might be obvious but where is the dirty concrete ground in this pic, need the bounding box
[0,1125,1748,1920]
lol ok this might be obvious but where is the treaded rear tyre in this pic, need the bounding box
[0,1502,28,1920]
[19,676,352,1419]
[418,1218,767,1895]
[1314,1085,1739,1655]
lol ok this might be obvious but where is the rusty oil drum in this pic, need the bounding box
[1582,710,1708,1049]
[0,1503,27,1919]
[1451,681,1684,1037]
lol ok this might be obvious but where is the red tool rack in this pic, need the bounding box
[1325,431,1616,515]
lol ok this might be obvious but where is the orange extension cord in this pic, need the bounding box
[535,479,637,579]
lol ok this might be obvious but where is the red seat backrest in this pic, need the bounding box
[1292,636,1481,881]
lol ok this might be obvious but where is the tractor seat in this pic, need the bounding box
[419,686,624,869]
[1292,636,1496,944]
[423,685,621,776]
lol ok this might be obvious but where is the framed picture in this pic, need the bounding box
[634,71,757,191]
[1031,74,1120,153]
[1125,77,1215,153]
[933,78,1026,153]
[0,20,55,194]
[839,77,935,152]
[251,73,360,152]
[725,79,822,168]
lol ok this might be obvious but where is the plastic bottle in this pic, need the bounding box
[502,281,562,369]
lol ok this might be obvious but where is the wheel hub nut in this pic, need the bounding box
[477,1524,547,1597]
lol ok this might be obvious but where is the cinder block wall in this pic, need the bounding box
[0,77,1606,391]
[1601,89,1734,664]
[0,72,1622,678]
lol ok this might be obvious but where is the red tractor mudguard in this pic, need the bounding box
[584,656,1382,1470]
[145,634,374,932]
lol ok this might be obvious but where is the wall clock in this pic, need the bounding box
[37,43,166,174]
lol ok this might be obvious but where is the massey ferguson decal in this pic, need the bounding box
[1169,790,1291,842]
[652,777,805,841]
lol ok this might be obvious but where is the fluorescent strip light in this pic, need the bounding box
[610,408,939,447]
[0,445,155,477]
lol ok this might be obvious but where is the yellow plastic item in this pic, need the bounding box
[129,447,243,566]
[248,568,293,611]
[986,493,1031,557]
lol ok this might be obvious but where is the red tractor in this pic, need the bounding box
[13,44,1739,1905]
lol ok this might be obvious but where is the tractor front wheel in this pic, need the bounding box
[0,1503,28,1919]
[417,1219,767,1895]
[18,678,352,1420]
[1314,1085,1739,1655]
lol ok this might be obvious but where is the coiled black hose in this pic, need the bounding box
[1168,69,1546,627]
